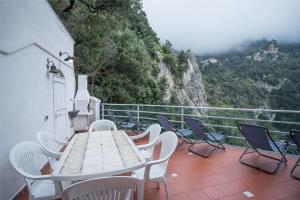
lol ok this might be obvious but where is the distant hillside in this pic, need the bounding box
[50,1,300,116]
[197,40,300,110]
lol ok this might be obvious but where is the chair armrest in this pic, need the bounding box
[25,174,52,180]
[55,139,68,145]
[45,150,62,158]
[130,129,150,140]
[147,157,168,167]
[137,143,152,150]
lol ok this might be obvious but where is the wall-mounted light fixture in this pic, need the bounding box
[59,51,75,64]
[46,59,64,77]
[47,59,58,73]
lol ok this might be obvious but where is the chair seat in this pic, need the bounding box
[207,132,225,142]
[32,179,70,199]
[31,180,58,199]
[177,129,193,137]
[121,122,136,129]
[268,140,288,152]
[139,149,152,160]
[134,164,166,182]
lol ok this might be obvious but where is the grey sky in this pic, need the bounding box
[142,0,300,55]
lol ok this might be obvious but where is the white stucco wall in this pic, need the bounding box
[0,1,75,199]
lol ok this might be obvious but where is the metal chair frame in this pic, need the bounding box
[184,117,225,157]
[125,112,146,134]
[238,123,290,174]
[157,115,193,147]
[290,130,300,180]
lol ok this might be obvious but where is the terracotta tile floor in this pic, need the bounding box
[14,141,300,200]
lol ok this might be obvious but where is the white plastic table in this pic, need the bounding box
[52,130,146,181]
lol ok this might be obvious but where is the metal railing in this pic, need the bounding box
[101,103,300,146]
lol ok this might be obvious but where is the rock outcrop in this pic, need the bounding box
[158,51,207,108]
[252,40,280,61]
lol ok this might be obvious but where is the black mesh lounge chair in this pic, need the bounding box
[184,117,225,157]
[157,115,193,146]
[124,112,146,133]
[290,130,300,180]
[107,110,127,130]
[238,123,290,174]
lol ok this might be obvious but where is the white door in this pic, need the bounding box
[53,75,67,141]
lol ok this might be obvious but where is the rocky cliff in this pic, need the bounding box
[158,51,207,108]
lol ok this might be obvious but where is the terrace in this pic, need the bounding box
[14,103,300,200]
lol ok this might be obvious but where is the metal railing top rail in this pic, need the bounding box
[102,103,300,137]
[105,108,300,126]
[102,114,289,135]
[102,103,300,114]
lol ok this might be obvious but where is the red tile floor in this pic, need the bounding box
[144,143,300,200]
[15,141,300,200]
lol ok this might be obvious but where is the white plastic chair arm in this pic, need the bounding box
[147,157,169,167]
[24,173,52,180]
[137,143,152,150]
[130,131,149,141]
[54,139,68,145]
[45,150,62,159]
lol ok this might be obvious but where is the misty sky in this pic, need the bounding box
[142,0,300,55]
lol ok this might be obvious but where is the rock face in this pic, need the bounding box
[183,53,207,107]
[158,51,207,108]
[253,40,280,61]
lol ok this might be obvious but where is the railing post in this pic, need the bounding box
[137,105,140,131]
[181,106,184,129]
[101,103,105,119]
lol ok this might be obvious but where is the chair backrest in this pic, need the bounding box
[9,141,51,193]
[63,176,140,200]
[158,131,178,170]
[89,119,117,132]
[290,130,300,148]
[107,110,119,123]
[148,124,161,144]
[37,131,61,156]
[238,123,273,151]
[157,116,174,132]
[126,112,139,126]
[184,117,208,139]
[144,124,161,153]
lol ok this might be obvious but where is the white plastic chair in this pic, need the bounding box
[9,141,63,200]
[63,176,142,200]
[130,124,161,161]
[37,131,68,157]
[88,119,117,132]
[133,131,178,200]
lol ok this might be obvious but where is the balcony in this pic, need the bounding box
[15,103,300,200]
[102,103,300,200]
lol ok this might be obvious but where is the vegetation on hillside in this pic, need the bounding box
[199,40,300,134]
[199,40,300,110]
[50,0,170,104]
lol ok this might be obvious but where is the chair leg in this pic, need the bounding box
[291,157,300,180]
[163,177,169,200]
[188,141,225,158]
[137,179,145,200]
[239,145,289,174]
[156,182,160,189]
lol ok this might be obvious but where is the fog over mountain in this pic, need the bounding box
[142,0,300,55]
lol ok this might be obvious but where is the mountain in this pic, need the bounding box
[196,39,300,112]
[50,1,300,116]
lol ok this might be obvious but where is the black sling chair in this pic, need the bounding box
[184,117,225,158]
[290,130,300,180]
[238,123,290,174]
[157,115,193,147]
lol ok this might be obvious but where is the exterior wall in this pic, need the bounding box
[0,1,75,199]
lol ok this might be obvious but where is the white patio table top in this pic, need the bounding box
[52,130,146,182]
